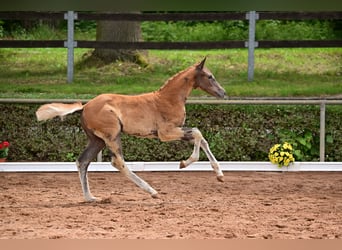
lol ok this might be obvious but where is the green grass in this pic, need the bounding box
[0,48,341,99]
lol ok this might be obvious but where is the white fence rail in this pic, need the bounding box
[1,161,342,172]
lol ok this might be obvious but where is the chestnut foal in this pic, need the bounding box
[36,58,227,201]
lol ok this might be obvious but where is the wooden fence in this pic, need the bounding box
[0,11,342,82]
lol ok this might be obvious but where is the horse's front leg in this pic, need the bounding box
[199,137,224,182]
[179,128,201,168]
[158,127,224,182]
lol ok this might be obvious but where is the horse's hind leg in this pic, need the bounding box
[105,135,158,198]
[77,129,105,202]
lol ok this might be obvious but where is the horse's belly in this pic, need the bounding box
[121,115,158,138]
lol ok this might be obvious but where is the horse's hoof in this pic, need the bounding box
[85,196,98,202]
[217,175,224,182]
[151,192,159,199]
[179,161,186,169]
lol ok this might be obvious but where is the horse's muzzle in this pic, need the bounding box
[216,89,227,99]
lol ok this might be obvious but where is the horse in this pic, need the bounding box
[36,57,227,202]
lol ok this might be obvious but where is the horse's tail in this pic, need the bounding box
[36,102,84,121]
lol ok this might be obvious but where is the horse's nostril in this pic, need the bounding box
[217,89,227,99]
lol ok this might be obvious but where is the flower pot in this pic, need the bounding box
[0,158,6,162]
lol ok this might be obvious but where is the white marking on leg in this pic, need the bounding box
[112,156,158,198]
[200,139,224,181]
[76,160,97,201]
[180,128,201,168]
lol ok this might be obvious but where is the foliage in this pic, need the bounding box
[256,20,337,40]
[141,20,248,41]
[0,141,10,158]
[276,128,319,161]
[0,20,4,38]
[1,23,65,40]
[1,18,338,41]
[141,20,338,42]
[1,104,342,162]
[268,142,295,167]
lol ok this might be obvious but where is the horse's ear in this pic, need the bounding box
[196,57,206,70]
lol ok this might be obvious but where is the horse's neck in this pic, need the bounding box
[157,67,195,104]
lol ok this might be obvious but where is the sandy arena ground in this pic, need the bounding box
[0,171,341,239]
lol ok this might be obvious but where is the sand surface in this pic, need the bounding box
[0,171,341,239]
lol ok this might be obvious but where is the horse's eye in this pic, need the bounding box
[208,75,214,80]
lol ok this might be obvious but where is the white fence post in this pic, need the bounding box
[64,11,77,83]
[246,11,259,81]
[320,102,326,162]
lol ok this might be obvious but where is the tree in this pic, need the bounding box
[91,12,147,65]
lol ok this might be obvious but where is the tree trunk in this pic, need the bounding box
[92,12,147,64]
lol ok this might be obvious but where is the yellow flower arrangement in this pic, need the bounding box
[268,142,295,167]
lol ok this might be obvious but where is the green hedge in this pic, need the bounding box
[1,103,342,162]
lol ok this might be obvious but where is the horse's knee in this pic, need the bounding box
[201,138,209,148]
[193,128,202,135]
[190,128,204,145]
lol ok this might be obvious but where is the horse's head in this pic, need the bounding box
[193,57,227,99]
